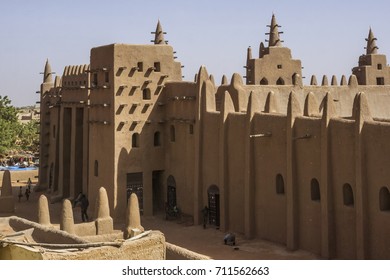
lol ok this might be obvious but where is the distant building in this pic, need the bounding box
[17,105,40,124]
[38,15,390,259]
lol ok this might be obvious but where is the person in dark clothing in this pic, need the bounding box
[18,187,23,202]
[25,188,30,201]
[74,193,89,222]
[201,206,209,229]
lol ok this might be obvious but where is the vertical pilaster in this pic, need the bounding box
[244,92,260,238]
[219,90,235,231]
[286,91,301,250]
[69,107,77,198]
[320,93,337,259]
[353,92,372,259]
[193,66,209,224]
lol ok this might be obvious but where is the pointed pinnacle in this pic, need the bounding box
[268,14,282,47]
[366,28,378,55]
[44,59,53,83]
[154,20,167,45]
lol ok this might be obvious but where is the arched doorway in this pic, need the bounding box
[167,175,177,208]
[276,77,285,85]
[208,185,220,227]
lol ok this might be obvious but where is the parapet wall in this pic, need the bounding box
[40,231,166,260]
[166,242,210,260]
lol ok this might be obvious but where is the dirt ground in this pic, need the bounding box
[0,170,319,260]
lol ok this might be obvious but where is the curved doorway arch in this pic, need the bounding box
[208,185,220,227]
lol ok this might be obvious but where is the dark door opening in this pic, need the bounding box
[208,185,220,227]
[152,170,164,214]
[167,175,177,208]
[126,172,143,214]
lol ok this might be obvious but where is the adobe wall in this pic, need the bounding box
[112,44,182,218]
[163,82,197,216]
[201,111,220,205]
[328,119,356,259]
[59,65,89,199]
[46,86,61,194]
[294,117,322,255]
[363,121,390,259]
[253,113,287,244]
[89,45,116,217]
[41,231,166,260]
[166,242,210,260]
[8,217,87,244]
[225,113,246,233]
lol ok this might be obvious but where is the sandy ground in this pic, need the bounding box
[0,170,319,260]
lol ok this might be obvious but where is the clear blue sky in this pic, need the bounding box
[1,0,390,107]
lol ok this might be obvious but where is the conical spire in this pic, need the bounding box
[267,14,283,47]
[259,42,265,58]
[153,20,166,45]
[366,28,378,55]
[43,59,53,83]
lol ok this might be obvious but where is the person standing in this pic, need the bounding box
[25,187,30,201]
[201,206,209,229]
[18,187,23,202]
[73,192,89,222]
[27,178,32,193]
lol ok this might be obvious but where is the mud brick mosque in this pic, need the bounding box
[37,15,390,259]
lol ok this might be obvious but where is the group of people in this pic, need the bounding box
[16,179,90,223]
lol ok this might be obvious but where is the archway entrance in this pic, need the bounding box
[167,175,177,208]
[208,185,220,227]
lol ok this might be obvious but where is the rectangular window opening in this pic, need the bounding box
[137,62,143,72]
[154,62,161,72]
[377,77,385,85]
[92,73,98,87]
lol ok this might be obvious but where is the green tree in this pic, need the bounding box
[0,95,19,156]
[17,120,39,153]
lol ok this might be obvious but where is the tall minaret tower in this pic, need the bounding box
[352,28,390,85]
[38,59,54,190]
[267,14,283,47]
[366,28,378,55]
[245,14,302,85]
[153,20,167,45]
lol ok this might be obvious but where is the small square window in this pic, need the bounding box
[377,77,385,85]
[92,73,98,87]
[137,62,143,72]
[378,64,383,70]
[143,88,151,100]
[154,62,161,72]
[277,64,283,69]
